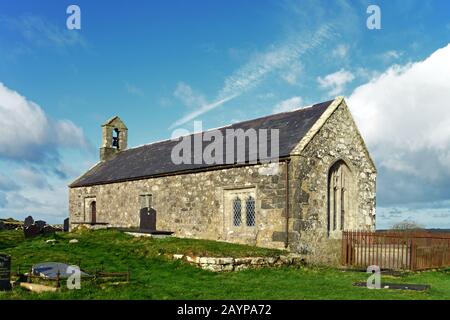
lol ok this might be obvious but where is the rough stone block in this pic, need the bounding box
[234,257,253,265]
[251,257,265,265]
[222,264,234,272]
[185,256,199,264]
[199,257,217,264]
[234,264,249,271]
[201,264,222,272]
[265,257,278,265]
[217,257,234,265]
[279,255,293,265]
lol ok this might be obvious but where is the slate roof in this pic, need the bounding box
[70,99,334,187]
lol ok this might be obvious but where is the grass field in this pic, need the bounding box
[0,229,449,300]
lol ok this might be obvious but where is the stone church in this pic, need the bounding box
[69,96,376,264]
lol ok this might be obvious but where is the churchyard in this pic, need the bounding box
[0,228,449,300]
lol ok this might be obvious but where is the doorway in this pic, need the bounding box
[90,201,97,225]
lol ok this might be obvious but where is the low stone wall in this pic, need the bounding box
[0,220,23,231]
[173,254,305,272]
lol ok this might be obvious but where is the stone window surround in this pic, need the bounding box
[223,185,258,237]
[83,195,97,223]
[326,158,357,239]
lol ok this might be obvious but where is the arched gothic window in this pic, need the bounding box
[327,160,352,236]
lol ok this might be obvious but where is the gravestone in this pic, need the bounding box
[139,207,156,231]
[63,218,69,232]
[23,217,58,238]
[35,220,47,230]
[24,224,41,239]
[0,254,11,291]
[42,225,57,235]
[24,216,34,228]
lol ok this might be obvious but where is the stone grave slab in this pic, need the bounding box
[0,254,11,291]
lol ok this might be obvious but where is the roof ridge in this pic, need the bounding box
[126,99,334,152]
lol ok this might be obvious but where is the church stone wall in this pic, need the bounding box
[69,162,290,250]
[289,101,376,265]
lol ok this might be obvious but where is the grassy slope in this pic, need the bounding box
[0,229,449,300]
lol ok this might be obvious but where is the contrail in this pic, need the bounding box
[170,24,336,129]
[169,94,238,129]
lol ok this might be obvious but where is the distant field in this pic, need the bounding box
[0,229,449,300]
[376,229,450,233]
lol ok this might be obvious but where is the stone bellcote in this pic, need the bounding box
[100,116,128,162]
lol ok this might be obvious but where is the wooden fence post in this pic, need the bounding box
[27,268,32,283]
[410,239,416,271]
[56,270,61,288]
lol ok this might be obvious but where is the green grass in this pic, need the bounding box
[0,229,449,300]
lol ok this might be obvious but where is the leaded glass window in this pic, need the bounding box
[246,196,255,227]
[233,197,242,226]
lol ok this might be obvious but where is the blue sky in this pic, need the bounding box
[0,0,450,228]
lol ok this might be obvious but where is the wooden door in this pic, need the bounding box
[90,201,97,224]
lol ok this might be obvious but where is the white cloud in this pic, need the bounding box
[381,50,403,61]
[0,82,92,224]
[280,61,303,85]
[0,173,19,191]
[0,186,67,222]
[349,44,450,157]
[348,43,450,210]
[0,82,89,162]
[173,82,207,108]
[355,67,380,81]
[332,44,349,59]
[15,167,52,190]
[318,69,355,96]
[1,14,85,49]
[377,202,450,229]
[273,96,303,114]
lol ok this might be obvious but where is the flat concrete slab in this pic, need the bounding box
[353,282,430,291]
[125,232,171,239]
[115,227,174,238]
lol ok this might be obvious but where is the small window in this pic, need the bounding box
[246,196,255,227]
[139,194,152,209]
[232,197,242,226]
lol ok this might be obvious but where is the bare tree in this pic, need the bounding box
[391,220,424,230]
